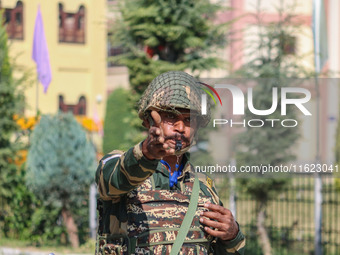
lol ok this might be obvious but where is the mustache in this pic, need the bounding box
[163,134,190,143]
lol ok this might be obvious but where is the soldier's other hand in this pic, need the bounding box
[199,202,239,241]
[142,110,175,160]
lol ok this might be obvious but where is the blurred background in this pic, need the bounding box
[0,0,339,254]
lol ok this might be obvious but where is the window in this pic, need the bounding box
[59,3,85,44]
[1,1,24,40]
[280,34,296,55]
[59,95,87,115]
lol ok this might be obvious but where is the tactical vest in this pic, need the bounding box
[96,172,216,255]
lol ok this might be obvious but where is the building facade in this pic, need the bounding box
[1,0,107,122]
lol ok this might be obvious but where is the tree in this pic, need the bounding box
[109,0,229,144]
[234,2,313,255]
[0,14,25,237]
[26,112,96,248]
[103,88,138,153]
[111,0,229,92]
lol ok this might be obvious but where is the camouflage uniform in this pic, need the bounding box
[95,145,245,254]
[95,71,245,254]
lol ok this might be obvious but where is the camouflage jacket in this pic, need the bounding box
[95,142,245,255]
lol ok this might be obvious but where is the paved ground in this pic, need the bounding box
[0,247,47,255]
[0,247,91,255]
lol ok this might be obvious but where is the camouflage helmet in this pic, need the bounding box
[138,71,210,127]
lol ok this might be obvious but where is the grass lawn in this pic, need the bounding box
[0,238,95,254]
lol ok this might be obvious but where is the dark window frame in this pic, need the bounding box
[1,1,24,40]
[59,95,87,115]
[58,3,85,44]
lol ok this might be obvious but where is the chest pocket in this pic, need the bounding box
[126,189,214,254]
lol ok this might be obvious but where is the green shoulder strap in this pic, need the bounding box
[170,175,199,255]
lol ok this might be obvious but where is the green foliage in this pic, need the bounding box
[4,164,82,246]
[26,112,96,209]
[234,3,312,203]
[2,164,37,240]
[103,88,140,153]
[243,226,306,255]
[109,0,229,147]
[28,202,66,245]
[0,14,25,237]
[27,198,89,246]
[111,0,229,93]
[233,3,314,254]
[26,113,96,245]
[236,2,313,79]
[236,82,300,201]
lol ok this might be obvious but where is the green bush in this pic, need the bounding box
[26,112,96,247]
[103,88,137,153]
[0,12,25,238]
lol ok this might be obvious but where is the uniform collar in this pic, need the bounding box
[156,152,190,177]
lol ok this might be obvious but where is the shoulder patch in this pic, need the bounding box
[190,166,220,204]
[195,171,213,188]
[206,176,213,189]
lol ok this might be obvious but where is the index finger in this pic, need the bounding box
[204,203,231,216]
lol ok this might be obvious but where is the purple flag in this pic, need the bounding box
[32,6,52,93]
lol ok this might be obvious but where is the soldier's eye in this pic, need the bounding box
[166,113,176,119]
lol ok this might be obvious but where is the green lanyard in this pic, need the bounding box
[170,175,199,255]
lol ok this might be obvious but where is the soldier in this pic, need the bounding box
[95,71,245,254]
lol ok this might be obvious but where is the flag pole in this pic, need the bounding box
[314,78,322,255]
[36,77,39,115]
[312,0,327,254]
[313,2,322,251]
[32,4,52,107]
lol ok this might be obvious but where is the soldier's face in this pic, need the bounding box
[158,109,198,150]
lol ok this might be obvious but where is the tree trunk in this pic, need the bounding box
[256,202,272,255]
[61,207,79,248]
